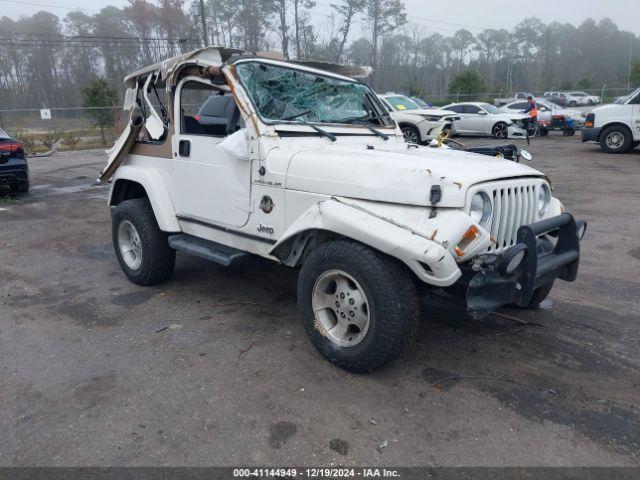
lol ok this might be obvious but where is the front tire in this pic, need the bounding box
[112,198,175,286]
[513,282,554,309]
[401,125,421,144]
[600,126,632,154]
[297,240,419,373]
[492,122,508,139]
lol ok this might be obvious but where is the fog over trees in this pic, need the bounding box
[0,0,638,109]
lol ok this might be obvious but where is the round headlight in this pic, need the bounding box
[470,191,492,228]
[538,184,550,217]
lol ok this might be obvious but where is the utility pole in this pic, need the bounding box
[627,33,633,94]
[199,0,209,47]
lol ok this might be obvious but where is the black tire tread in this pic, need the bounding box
[298,239,419,373]
[513,282,553,309]
[492,122,508,138]
[599,125,632,154]
[401,125,421,144]
[112,198,175,286]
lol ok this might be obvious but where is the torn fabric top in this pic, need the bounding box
[123,46,244,87]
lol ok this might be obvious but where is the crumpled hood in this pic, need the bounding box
[286,142,544,207]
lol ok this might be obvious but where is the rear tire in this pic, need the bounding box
[111,198,175,286]
[10,180,29,193]
[599,126,632,154]
[297,240,419,373]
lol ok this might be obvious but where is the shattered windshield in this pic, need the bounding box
[235,61,393,126]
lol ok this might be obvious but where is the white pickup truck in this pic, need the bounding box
[582,87,640,153]
[101,47,586,372]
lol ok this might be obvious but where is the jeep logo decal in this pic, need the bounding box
[257,224,275,236]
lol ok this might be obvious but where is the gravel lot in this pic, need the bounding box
[1,135,639,466]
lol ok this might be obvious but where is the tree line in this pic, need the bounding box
[0,0,639,110]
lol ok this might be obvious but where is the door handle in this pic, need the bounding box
[178,140,190,157]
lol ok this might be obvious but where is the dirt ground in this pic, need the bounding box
[0,135,639,467]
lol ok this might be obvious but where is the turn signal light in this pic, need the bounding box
[584,113,595,128]
[455,225,480,257]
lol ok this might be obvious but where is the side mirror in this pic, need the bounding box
[519,149,533,162]
[478,110,487,116]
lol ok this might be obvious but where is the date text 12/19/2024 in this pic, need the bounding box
[233,468,401,478]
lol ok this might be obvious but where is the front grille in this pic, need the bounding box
[487,181,540,252]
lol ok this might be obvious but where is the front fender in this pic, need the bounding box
[270,198,462,287]
[109,164,180,232]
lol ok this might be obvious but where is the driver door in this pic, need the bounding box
[170,78,251,228]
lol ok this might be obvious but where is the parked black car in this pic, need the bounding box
[0,128,29,193]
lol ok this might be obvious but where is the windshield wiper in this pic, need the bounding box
[297,118,337,142]
[281,109,311,121]
[339,115,390,140]
[339,114,392,125]
[362,124,389,140]
[279,110,336,141]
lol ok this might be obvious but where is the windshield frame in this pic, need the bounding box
[231,59,394,129]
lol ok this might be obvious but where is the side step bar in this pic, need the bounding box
[168,234,248,267]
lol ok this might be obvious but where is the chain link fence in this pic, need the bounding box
[0,86,635,152]
[0,106,128,154]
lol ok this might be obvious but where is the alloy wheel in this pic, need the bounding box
[311,269,371,347]
[117,219,143,270]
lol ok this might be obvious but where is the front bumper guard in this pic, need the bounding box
[467,213,583,318]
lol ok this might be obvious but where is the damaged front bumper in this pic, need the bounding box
[464,213,585,319]
[506,125,527,139]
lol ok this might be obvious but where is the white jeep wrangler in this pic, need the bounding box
[102,47,586,372]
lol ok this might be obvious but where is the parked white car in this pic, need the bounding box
[582,87,640,153]
[102,47,586,372]
[501,100,585,127]
[562,91,601,107]
[379,93,459,143]
[514,92,535,101]
[442,102,528,139]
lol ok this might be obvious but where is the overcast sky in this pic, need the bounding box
[2,0,639,35]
